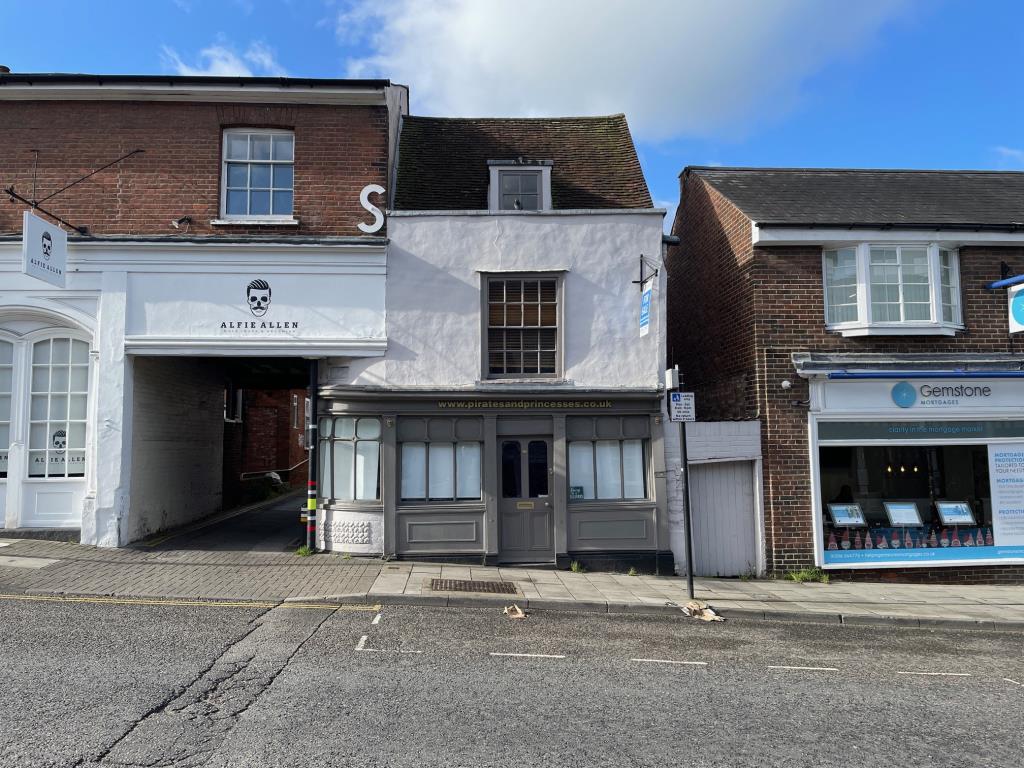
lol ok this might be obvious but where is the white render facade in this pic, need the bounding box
[318,202,676,569]
[0,239,387,546]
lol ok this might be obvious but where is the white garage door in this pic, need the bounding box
[689,460,757,577]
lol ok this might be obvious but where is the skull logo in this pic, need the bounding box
[246,279,271,317]
[41,231,53,261]
[52,429,66,454]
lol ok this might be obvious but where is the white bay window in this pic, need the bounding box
[823,243,962,336]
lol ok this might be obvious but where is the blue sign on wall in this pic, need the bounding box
[639,287,652,337]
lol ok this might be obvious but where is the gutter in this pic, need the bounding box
[827,371,1024,380]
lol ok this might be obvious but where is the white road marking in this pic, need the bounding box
[1003,678,1022,686]
[768,665,839,672]
[356,635,368,651]
[631,658,708,666]
[372,613,381,625]
[896,671,971,677]
[489,652,566,659]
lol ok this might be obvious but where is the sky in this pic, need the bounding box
[4,0,1024,222]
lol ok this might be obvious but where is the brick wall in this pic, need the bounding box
[0,101,388,237]
[671,174,1024,583]
[666,174,757,419]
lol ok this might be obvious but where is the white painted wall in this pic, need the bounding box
[345,212,666,389]
[2,240,387,545]
[127,356,225,543]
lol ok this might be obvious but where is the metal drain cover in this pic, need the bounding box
[430,578,517,595]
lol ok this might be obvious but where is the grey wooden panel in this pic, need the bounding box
[690,461,756,577]
[567,506,656,550]
[496,417,552,436]
[396,509,485,553]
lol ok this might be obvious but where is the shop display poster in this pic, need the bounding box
[935,501,976,526]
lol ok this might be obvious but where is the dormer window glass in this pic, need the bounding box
[487,161,552,212]
[499,171,541,211]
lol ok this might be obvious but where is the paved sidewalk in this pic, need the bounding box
[356,562,1024,630]
[0,532,1022,629]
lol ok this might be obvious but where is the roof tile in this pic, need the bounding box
[395,115,652,210]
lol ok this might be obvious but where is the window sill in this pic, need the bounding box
[211,218,300,227]
[478,377,569,385]
[827,324,963,338]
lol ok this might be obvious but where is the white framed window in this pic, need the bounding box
[568,439,647,500]
[220,129,295,221]
[319,417,381,502]
[0,340,12,478]
[822,243,963,336]
[28,337,89,479]
[487,161,552,212]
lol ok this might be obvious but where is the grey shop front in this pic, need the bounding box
[314,390,672,571]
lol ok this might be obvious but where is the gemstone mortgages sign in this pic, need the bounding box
[22,211,67,288]
[1009,284,1024,334]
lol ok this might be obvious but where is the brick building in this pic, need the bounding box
[0,73,406,544]
[668,167,1024,583]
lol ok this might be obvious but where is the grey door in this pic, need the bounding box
[498,437,554,563]
[690,460,758,577]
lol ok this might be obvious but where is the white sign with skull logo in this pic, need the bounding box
[22,211,68,288]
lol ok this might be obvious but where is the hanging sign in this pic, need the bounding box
[639,286,652,337]
[22,211,67,288]
[670,392,695,422]
[1009,285,1024,334]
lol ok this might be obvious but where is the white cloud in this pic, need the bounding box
[161,41,287,77]
[340,0,906,142]
[994,146,1024,167]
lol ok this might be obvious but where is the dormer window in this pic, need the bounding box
[488,160,552,212]
[500,171,540,210]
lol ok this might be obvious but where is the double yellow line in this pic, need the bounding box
[0,592,380,611]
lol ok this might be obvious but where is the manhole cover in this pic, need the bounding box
[430,578,517,595]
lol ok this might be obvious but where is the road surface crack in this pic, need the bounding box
[89,603,334,767]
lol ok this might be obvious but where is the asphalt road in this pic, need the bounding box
[0,597,1021,768]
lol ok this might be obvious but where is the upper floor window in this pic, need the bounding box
[823,244,962,336]
[485,275,560,378]
[222,129,295,221]
[487,161,552,212]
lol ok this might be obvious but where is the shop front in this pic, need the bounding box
[315,390,672,570]
[810,374,1024,569]
[1,237,387,545]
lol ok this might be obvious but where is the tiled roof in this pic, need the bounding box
[394,115,652,210]
[690,167,1024,229]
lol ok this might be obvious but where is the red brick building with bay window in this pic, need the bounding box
[668,167,1024,583]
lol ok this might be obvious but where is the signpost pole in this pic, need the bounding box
[679,418,695,600]
[305,359,319,551]
[669,387,697,600]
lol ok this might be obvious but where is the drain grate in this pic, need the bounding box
[430,578,517,595]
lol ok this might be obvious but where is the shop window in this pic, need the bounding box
[28,337,89,479]
[319,417,380,502]
[486,276,560,378]
[818,444,1008,565]
[568,439,646,500]
[822,244,962,336]
[221,129,295,221]
[0,340,12,478]
[401,441,481,501]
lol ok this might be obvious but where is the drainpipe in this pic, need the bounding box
[305,359,319,551]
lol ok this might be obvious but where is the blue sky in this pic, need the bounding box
[4,0,1024,219]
